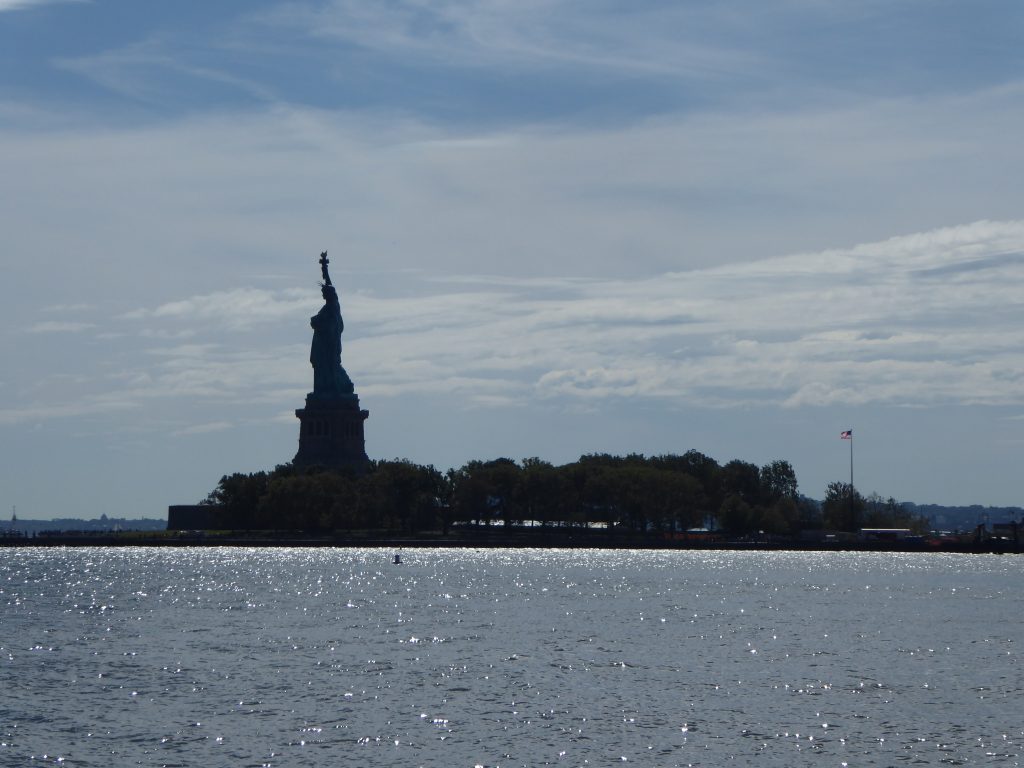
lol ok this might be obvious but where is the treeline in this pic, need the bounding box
[201,452,929,535]
[821,482,930,534]
[201,452,767,534]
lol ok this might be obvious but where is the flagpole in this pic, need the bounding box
[840,429,855,530]
[849,432,854,494]
[849,431,855,530]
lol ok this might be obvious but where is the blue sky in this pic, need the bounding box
[2,0,1023,519]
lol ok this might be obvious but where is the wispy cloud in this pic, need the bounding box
[53,38,277,106]
[3,83,1022,311]
[16,218,1013,433]
[0,0,81,12]
[27,320,95,333]
[277,0,762,80]
[346,220,1024,408]
[124,287,312,330]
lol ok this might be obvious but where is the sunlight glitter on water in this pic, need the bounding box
[0,547,1021,766]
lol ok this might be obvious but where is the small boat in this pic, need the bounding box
[393,553,402,564]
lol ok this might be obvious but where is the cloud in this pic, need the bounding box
[346,219,1024,409]
[54,39,276,106]
[40,218,1014,427]
[3,82,1023,319]
[27,320,95,333]
[124,288,312,330]
[3,73,1024,446]
[0,0,81,12]
[278,0,762,80]
[6,216,1023,436]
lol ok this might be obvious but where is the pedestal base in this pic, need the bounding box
[294,394,369,470]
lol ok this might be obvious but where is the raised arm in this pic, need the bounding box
[319,250,333,286]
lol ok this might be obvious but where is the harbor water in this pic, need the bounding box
[1,547,1021,766]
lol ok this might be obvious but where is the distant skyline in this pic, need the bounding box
[2,1,1023,518]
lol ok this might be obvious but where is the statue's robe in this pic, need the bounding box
[310,286,354,397]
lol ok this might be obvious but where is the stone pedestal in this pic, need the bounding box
[294,394,369,469]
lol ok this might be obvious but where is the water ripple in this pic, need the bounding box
[0,547,1020,766]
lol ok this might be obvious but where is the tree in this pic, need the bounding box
[795,495,823,530]
[760,460,798,503]
[581,465,622,529]
[482,458,524,527]
[255,471,357,531]
[555,462,588,527]
[359,460,445,532]
[759,496,798,535]
[722,460,761,505]
[520,458,561,527]
[822,481,865,532]
[448,458,523,527]
[862,493,930,533]
[655,451,722,508]
[718,494,753,535]
[653,469,705,532]
[204,471,271,529]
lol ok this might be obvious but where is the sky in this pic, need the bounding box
[2,0,1023,520]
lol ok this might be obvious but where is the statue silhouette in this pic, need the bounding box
[309,251,355,398]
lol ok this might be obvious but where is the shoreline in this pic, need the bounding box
[1,532,1019,554]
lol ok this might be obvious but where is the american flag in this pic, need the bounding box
[840,430,852,439]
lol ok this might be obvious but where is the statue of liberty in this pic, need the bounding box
[309,251,355,399]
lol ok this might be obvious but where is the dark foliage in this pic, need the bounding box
[198,456,1005,536]
[202,451,850,535]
